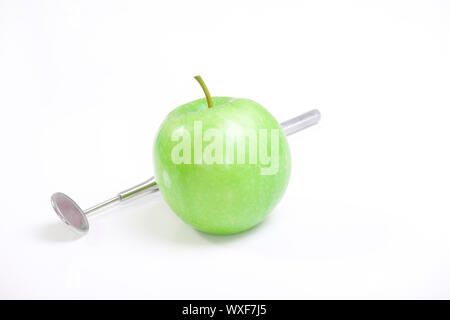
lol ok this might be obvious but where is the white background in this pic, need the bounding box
[1,0,450,299]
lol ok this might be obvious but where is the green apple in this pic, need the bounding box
[153,76,291,235]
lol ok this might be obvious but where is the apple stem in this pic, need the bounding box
[194,75,214,108]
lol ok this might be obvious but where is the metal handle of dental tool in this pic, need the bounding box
[51,109,321,233]
[280,109,321,136]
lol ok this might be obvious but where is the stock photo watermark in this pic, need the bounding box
[170,121,280,175]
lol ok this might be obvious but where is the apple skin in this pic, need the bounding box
[153,97,291,235]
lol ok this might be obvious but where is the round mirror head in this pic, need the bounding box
[51,192,89,233]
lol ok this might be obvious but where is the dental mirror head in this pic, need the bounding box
[51,192,89,233]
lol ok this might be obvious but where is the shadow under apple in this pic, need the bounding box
[119,193,267,245]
